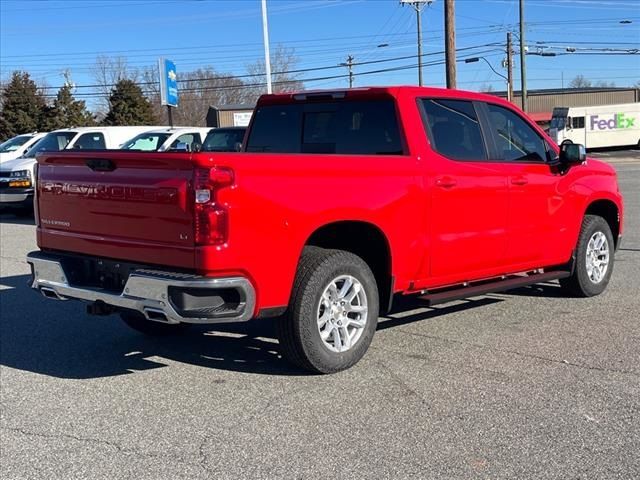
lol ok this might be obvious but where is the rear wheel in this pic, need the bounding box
[278,247,379,374]
[560,215,614,297]
[120,310,191,336]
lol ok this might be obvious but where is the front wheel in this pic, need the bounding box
[278,247,379,374]
[560,215,614,297]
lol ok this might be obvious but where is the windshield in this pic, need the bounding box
[0,135,32,153]
[122,132,171,151]
[202,129,245,152]
[26,132,77,156]
[550,116,566,130]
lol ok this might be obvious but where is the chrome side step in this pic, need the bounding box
[418,270,571,307]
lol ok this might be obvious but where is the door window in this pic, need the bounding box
[73,132,106,150]
[572,116,585,129]
[419,99,487,161]
[170,133,200,151]
[486,104,548,162]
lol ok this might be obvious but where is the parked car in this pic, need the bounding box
[0,126,160,212]
[201,126,247,152]
[0,132,47,164]
[121,127,211,152]
[27,87,623,373]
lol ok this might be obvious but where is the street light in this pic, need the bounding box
[464,56,508,81]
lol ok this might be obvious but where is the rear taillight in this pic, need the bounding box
[194,166,234,245]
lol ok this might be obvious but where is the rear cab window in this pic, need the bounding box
[245,98,405,155]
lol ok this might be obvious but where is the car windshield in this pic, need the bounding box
[122,132,171,151]
[550,116,566,130]
[26,132,77,155]
[0,135,32,153]
[202,129,245,152]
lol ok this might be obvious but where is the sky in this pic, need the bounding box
[1,0,639,109]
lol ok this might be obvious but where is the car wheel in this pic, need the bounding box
[278,247,379,374]
[120,310,191,336]
[561,139,573,146]
[560,215,614,297]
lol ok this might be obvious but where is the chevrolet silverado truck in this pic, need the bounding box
[27,87,624,373]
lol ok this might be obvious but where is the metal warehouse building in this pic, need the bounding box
[493,87,640,126]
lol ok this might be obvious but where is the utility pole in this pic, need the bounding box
[444,0,456,89]
[401,0,433,87]
[261,0,273,94]
[506,32,514,103]
[343,55,355,88]
[519,0,527,112]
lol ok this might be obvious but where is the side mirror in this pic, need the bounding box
[559,143,586,165]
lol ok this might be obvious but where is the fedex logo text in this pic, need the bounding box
[590,113,636,131]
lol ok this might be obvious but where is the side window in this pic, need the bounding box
[171,133,198,150]
[419,98,487,161]
[572,116,585,129]
[73,132,106,150]
[486,104,548,162]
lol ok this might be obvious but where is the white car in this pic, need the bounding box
[121,127,212,152]
[0,126,161,211]
[0,132,47,164]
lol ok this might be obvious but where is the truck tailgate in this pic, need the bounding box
[36,151,196,269]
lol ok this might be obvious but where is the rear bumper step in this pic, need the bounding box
[418,270,571,306]
[27,251,256,324]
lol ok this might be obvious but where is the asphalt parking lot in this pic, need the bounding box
[1,160,639,480]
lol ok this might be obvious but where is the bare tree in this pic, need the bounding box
[92,56,140,115]
[143,66,256,126]
[594,80,616,88]
[246,45,304,101]
[568,75,592,88]
[479,83,495,93]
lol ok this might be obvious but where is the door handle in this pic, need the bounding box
[511,175,528,186]
[435,176,457,189]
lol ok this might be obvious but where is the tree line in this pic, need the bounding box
[0,46,303,142]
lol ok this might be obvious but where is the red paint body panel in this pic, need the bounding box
[35,86,624,317]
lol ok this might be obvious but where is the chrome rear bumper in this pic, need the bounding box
[27,251,256,324]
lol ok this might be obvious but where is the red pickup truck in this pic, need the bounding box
[28,86,624,373]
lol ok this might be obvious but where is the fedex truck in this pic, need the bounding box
[549,103,639,149]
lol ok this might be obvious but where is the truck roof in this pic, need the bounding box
[257,85,518,110]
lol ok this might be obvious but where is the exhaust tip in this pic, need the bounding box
[143,307,172,323]
[40,287,64,300]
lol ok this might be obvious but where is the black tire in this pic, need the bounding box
[560,215,614,297]
[120,310,191,336]
[561,139,573,146]
[277,247,379,374]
